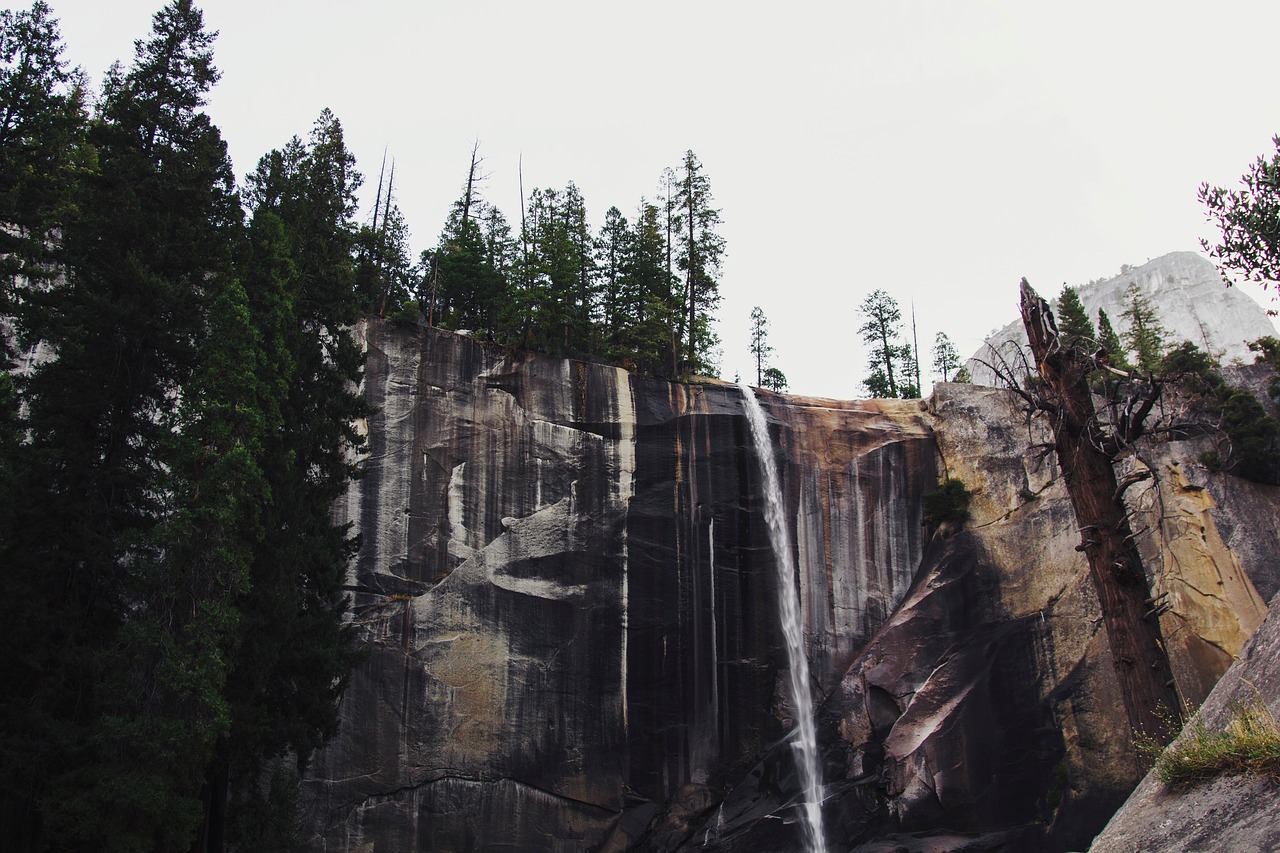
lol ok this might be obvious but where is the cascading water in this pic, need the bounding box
[738,383,828,853]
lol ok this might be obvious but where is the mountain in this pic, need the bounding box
[967,252,1278,385]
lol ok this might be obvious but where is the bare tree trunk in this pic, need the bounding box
[1020,279,1182,744]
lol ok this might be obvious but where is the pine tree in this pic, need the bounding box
[431,147,510,339]
[931,331,961,383]
[355,157,414,318]
[859,289,910,397]
[622,200,678,375]
[1097,307,1131,371]
[596,205,633,360]
[561,182,597,353]
[514,183,598,355]
[900,344,921,398]
[216,112,368,849]
[0,1,89,341]
[1121,282,1168,372]
[6,1,243,845]
[1056,284,1095,352]
[674,150,724,374]
[748,305,773,386]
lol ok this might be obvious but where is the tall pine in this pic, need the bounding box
[5,1,242,846]
[674,150,724,374]
[216,110,369,849]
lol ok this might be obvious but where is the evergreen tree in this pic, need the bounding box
[1056,284,1095,352]
[1121,282,1168,372]
[218,111,368,849]
[761,366,788,392]
[621,199,678,375]
[0,0,89,341]
[674,150,724,374]
[515,183,598,355]
[1096,307,1131,371]
[355,158,414,318]
[858,289,911,397]
[5,1,243,845]
[597,205,629,355]
[900,344,920,398]
[931,331,961,383]
[561,181,597,352]
[748,305,773,386]
[478,202,516,333]
[432,147,509,339]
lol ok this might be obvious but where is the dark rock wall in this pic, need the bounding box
[303,323,936,850]
[302,323,1280,852]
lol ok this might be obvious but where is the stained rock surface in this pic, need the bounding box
[304,322,934,850]
[300,321,1280,851]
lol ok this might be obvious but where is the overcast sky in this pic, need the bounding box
[34,0,1280,397]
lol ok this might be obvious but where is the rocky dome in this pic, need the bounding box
[967,252,1278,385]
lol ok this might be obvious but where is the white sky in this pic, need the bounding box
[34,0,1280,397]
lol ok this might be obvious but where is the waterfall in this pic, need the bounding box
[738,383,828,853]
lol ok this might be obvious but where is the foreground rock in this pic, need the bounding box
[300,321,1280,851]
[1090,590,1280,852]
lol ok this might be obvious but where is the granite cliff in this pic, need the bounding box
[967,252,1277,386]
[300,319,1280,851]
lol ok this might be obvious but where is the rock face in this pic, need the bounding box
[1089,589,1280,853]
[967,252,1277,385]
[305,321,934,850]
[300,320,1280,851]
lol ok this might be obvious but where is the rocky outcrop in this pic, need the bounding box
[967,252,1277,384]
[301,320,1280,851]
[1089,590,1280,852]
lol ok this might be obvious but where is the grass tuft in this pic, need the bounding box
[1148,698,1280,790]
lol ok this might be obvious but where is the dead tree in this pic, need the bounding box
[1019,279,1182,744]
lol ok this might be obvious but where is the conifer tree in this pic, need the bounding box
[761,366,788,392]
[1121,282,1168,372]
[1097,307,1131,371]
[931,331,961,382]
[859,289,910,397]
[6,1,243,845]
[355,158,414,318]
[1056,284,1095,352]
[674,150,724,374]
[514,183,598,355]
[901,344,921,398]
[218,111,368,848]
[597,205,630,357]
[431,148,510,339]
[622,200,679,374]
[0,1,89,338]
[748,305,773,386]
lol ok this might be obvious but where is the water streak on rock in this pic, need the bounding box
[739,382,827,853]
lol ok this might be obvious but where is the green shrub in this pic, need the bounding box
[923,478,971,528]
[385,299,422,327]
